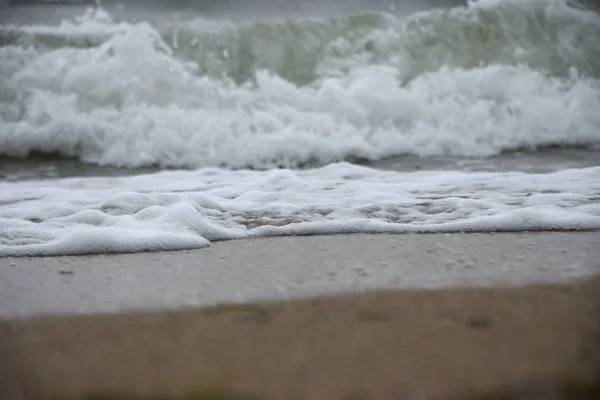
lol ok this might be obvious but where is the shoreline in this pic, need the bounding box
[2,232,599,318]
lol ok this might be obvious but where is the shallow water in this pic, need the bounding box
[1,147,599,181]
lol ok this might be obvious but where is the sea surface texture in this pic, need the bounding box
[0,0,599,256]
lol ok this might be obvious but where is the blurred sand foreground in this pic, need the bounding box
[2,273,599,399]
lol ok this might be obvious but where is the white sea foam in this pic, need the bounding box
[1,0,599,257]
[1,0,599,169]
[1,164,598,256]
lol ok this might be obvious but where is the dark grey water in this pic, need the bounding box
[2,147,599,181]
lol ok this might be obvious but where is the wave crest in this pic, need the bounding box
[1,0,599,169]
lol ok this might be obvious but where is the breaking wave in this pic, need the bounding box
[1,0,599,169]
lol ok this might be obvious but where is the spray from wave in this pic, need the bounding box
[1,0,599,169]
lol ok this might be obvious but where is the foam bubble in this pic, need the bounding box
[0,0,599,169]
[1,164,598,256]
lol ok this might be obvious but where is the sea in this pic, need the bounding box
[1,0,599,257]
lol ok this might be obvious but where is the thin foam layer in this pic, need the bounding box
[1,163,599,256]
[1,0,599,169]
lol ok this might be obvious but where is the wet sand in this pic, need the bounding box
[2,232,599,317]
[1,232,600,399]
[1,275,599,400]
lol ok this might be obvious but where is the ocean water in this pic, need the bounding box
[1,0,599,256]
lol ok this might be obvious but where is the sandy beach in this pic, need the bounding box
[1,275,599,400]
[1,232,600,399]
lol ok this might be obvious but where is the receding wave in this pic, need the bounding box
[1,0,599,169]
